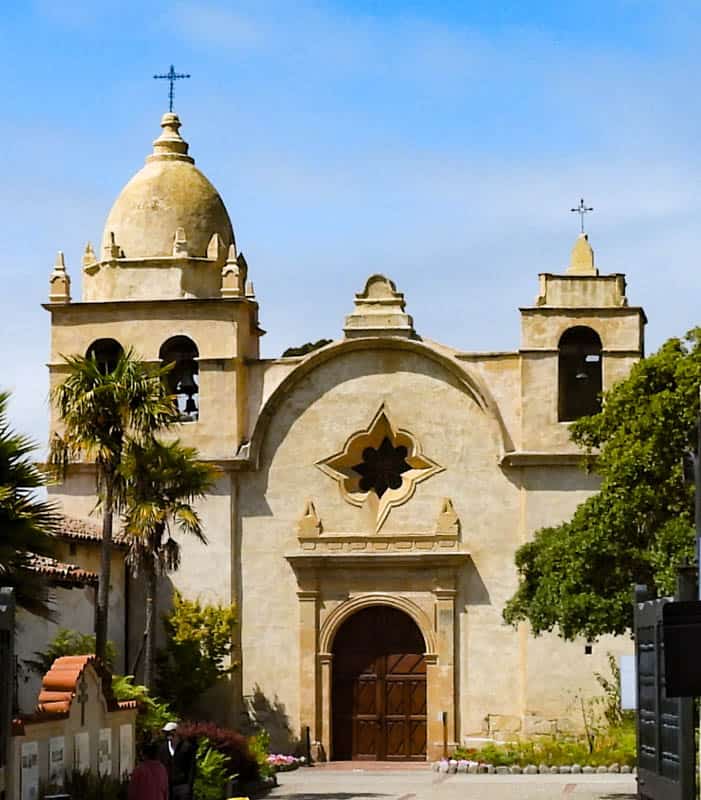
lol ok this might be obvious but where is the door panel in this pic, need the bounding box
[332,605,427,761]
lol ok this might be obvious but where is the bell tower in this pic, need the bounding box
[519,233,646,452]
[44,113,263,459]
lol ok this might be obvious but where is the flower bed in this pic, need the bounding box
[267,754,305,772]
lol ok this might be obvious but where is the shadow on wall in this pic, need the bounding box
[242,684,298,754]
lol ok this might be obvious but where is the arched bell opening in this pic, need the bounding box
[331,605,427,762]
[558,326,603,422]
[86,338,124,375]
[159,336,200,422]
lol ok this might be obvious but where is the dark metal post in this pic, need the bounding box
[442,711,448,759]
[0,588,15,800]
[696,386,701,602]
[305,725,311,765]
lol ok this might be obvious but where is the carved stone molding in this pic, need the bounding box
[316,403,443,531]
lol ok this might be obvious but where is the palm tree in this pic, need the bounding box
[49,349,177,663]
[0,391,60,617]
[121,438,218,690]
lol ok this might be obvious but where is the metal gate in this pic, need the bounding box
[634,582,695,800]
[0,587,15,799]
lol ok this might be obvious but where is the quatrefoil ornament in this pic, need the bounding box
[316,404,443,531]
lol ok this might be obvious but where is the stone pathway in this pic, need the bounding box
[270,765,637,800]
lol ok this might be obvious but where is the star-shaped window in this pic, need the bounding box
[352,437,411,498]
[316,404,443,530]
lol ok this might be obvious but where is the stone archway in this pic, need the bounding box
[331,605,427,761]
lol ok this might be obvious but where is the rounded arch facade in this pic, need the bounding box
[319,594,437,656]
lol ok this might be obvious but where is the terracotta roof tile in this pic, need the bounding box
[58,515,128,547]
[26,554,98,586]
[35,655,123,716]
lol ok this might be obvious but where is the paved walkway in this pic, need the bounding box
[270,766,637,800]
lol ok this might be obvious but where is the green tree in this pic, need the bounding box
[121,438,218,690]
[49,349,176,663]
[26,628,116,675]
[0,391,59,617]
[503,329,701,640]
[156,592,237,715]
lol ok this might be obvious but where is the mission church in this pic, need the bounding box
[35,111,644,761]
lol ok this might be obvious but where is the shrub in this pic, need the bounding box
[111,674,175,748]
[156,592,237,715]
[40,769,128,800]
[178,721,259,783]
[27,629,116,674]
[247,729,273,779]
[194,740,231,800]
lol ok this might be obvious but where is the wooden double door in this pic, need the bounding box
[332,606,427,761]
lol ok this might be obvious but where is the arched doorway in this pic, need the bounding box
[332,605,427,761]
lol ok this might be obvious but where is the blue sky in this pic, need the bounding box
[2,0,701,446]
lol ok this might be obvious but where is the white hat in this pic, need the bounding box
[162,722,178,732]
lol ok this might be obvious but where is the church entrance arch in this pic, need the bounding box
[331,605,427,761]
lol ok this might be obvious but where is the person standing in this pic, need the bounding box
[159,721,196,800]
[128,741,169,800]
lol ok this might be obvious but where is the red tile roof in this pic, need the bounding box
[58,515,128,547]
[26,554,98,587]
[34,655,136,718]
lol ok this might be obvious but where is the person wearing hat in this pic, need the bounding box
[158,722,196,800]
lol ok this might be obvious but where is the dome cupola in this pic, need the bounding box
[101,113,234,260]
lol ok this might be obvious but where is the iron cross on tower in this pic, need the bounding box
[153,64,191,112]
[571,198,593,234]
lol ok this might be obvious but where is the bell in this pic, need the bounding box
[178,363,198,395]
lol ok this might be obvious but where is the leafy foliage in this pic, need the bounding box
[49,348,178,661]
[193,739,231,800]
[0,391,60,617]
[155,592,238,715]
[248,728,274,779]
[178,721,259,783]
[121,437,218,689]
[452,722,635,768]
[27,628,116,675]
[42,769,128,800]
[504,330,701,639]
[281,339,333,358]
[111,674,175,746]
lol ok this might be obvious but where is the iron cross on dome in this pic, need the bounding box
[153,64,191,112]
[571,198,593,234]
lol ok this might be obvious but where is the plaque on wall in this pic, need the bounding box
[20,740,39,800]
[74,731,90,773]
[98,728,112,776]
[119,724,134,776]
[48,736,65,788]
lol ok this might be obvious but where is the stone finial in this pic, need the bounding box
[172,227,188,257]
[435,498,460,536]
[103,231,122,260]
[207,232,225,263]
[245,279,255,298]
[146,112,194,165]
[49,251,71,303]
[296,500,322,539]
[567,233,598,276]
[82,241,97,269]
[221,247,247,298]
[343,274,415,339]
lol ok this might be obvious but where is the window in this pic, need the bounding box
[558,326,602,422]
[352,437,412,498]
[159,336,199,422]
[86,338,123,374]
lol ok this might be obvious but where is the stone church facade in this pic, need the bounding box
[45,112,645,761]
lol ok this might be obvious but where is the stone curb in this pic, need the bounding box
[433,760,634,775]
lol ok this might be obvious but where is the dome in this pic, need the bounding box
[102,113,234,260]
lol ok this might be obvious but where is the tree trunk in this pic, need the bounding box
[144,560,158,691]
[95,482,114,665]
